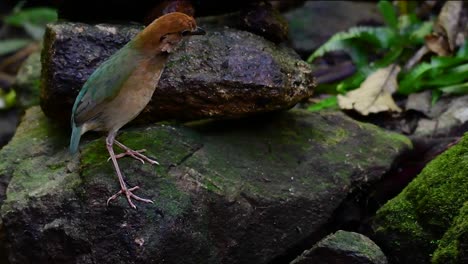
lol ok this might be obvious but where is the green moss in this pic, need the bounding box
[77,124,201,218]
[0,107,79,212]
[180,110,411,202]
[375,191,427,239]
[154,179,191,217]
[373,134,468,263]
[432,202,468,263]
[405,138,468,233]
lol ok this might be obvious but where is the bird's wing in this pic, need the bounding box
[72,44,143,126]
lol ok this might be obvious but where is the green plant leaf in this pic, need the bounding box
[307,96,338,111]
[372,47,403,68]
[398,62,432,94]
[409,21,433,44]
[428,56,468,77]
[431,89,442,105]
[398,13,420,31]
[4,7,57,27]
[431,56,467,68]
[0,89,17,110]
[336,71,367,93]
[0,39,31,56]
[439,82,468,94]
[378,0,398,30]
[307,26,394,64]
[424,63,468,87]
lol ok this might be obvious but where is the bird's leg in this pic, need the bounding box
[112,139,159,165]
[105,133,154,209]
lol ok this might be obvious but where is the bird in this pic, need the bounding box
[69,12,205,209]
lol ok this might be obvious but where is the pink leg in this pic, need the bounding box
[111,140,159,165]
[106,132,154,209]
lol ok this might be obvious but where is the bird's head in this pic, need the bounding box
[135,12,205,53]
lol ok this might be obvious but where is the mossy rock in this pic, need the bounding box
[373,135,468,263]
[291,230,388,264]
[13,51,41,108]
[0,107,410,264]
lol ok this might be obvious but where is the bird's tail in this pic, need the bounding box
[70,124,82,154]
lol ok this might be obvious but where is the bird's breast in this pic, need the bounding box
[100,56,167,130]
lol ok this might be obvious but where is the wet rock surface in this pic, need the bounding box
[40,22,315,126]
[0,107,410,264]
[291,230,388,264]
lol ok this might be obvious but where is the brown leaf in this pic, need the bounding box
[426,1,463,55]
[337,64,402,116]
[425,34,451,56]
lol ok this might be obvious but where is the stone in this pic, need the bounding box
[0,106,410,264]
[0,109,19,150]
[291,230,388,264]
[199,2,290,43]
[414,95,468,137]
[373,134,468,264]
[40,22,315,126]
[13,51,41,108]
[284,1,383,57]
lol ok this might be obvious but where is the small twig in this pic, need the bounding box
[404,45,430,71]
[0,41,40,72]
[313,61,357,84]
[0,71,15,85]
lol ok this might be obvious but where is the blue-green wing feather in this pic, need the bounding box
[71,42,143,126]
[70,42,142,154]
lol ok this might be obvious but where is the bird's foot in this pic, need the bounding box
[109,148,159,165]
[107,186,154,209]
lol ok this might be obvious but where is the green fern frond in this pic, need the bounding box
[307,26,395,64]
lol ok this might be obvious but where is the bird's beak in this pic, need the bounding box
[189,27,206,36]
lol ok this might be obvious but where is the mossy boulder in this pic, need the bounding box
[40,22,315,126]
[373,135,468,263]
[291,230,388,264]
[13,51,41,109]
[0,107,410,263]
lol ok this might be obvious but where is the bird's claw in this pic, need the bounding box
[107,149,159,165]
[107,186,154,209]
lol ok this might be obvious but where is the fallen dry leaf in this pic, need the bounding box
[425,34,451,56]
[425,1,463,55]
[338,64,402,115]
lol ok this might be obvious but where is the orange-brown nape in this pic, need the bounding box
[69,12,205,209]
[135,12,204,52]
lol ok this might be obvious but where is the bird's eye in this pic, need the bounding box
[181,30,190,36]
[160,34,167,42]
